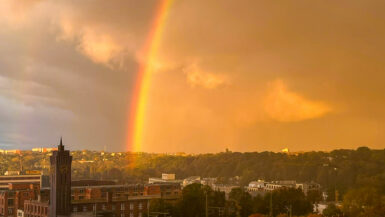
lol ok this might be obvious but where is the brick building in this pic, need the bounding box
[0,183,39,217]
[1,139,182,217]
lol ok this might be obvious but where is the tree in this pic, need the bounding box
[175,183,206,217]
[229,188,253,217]
[174,184,226,217]
[264,188,312,216]
[342,187,385,217]
[149,199,174,213]
[322,203,342,217]
[306,190,322,204]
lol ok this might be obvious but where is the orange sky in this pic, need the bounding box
[0,0,384,152]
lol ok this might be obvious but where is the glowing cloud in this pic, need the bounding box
[183,63,227,89]
[265,80,331,122]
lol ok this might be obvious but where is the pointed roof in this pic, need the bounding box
[58,137,64,151]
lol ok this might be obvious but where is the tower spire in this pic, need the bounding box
[58,137,64,151]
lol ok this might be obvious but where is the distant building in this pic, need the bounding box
[161,174,175,180]
[296,182,321,195]
[212,184,239,199]
[0,150,21,155]
[245,180,267,197]
[248,180,266,188]
[149,174,182,185]
[246,180,320,196]
[265,180,297,191]
[4,171,21,176]
[32,148,58,153]
[0,174,47,190]
[182,176,201,187]
[201,178,217,187]
[76,160,95,164]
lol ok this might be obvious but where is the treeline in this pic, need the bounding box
[0,147,384,200]
[149,183,385,217]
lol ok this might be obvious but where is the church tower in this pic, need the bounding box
[50,138,72,217]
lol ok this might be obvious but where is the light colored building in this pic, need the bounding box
[0,174,45,189]
[149,174,182,184]
[0,149,21,155]
[248,180,266,188]
[265,180,296,191]
[4,171,21,176]
[201,178,217,187]
[162,173,175,180]
[296,182,321,195]
[32,147,58,153]
[183,176,201,187]
[17,209,24,217]
[212,184,239,199]
[247,180,320,196]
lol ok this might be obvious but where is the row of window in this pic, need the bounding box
[120,212,142,217]
[72,202,144,213]
[25,204,48,215]
[0,207,15,214]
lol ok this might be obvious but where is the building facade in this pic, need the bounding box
[0,184,39,217]
[49,138,72,217]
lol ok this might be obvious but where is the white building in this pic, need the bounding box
[247,180,320,196]
[149,173,182,184]
[183,176,201,187]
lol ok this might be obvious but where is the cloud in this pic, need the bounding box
[56,17,130,67]
[0,0,384,152]
[264,80,331,122]
[183,63,228,89]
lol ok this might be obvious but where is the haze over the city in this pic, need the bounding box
[0,0,385,153]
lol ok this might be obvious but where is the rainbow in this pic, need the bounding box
[127,0,173,152]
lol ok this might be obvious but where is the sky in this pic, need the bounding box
[0,0,385,153]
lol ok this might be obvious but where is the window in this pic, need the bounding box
[93,204,96,212]
[8,208,13,214]
[121,203,125,211]
[102,204,106,210]
[73,206,78,212]
[129,203,133,210]
[79,196,85,200]
[138,203,142,210]
[112,205,116,211]
[83,206,87,212]
[7,199,14,206]
[130,213,133,217]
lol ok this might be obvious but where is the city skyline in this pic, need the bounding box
[0,0,385,153]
